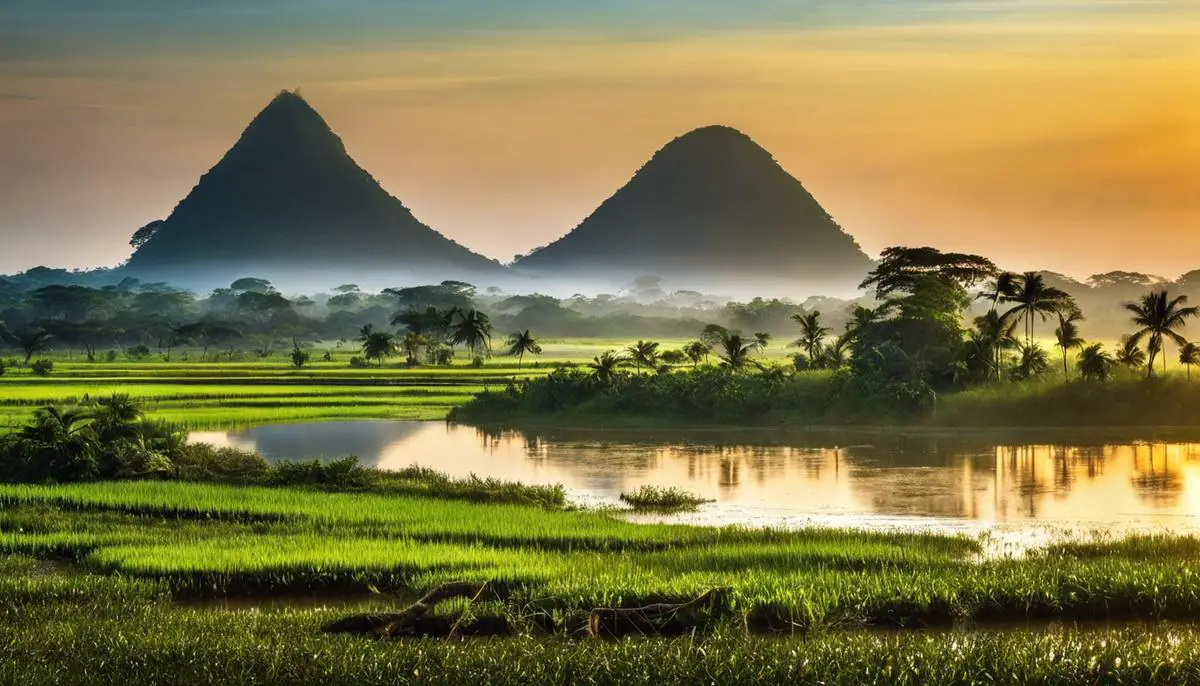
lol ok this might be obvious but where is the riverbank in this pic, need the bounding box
[455,369,1200,433]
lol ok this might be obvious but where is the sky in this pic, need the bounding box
[1,1,1198,280]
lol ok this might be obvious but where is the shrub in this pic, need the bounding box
[126,345,151,361]
[30,360,53,377]
[104,350,119,363]
[349,356,369,368]
[173,443,270,482]
[267,456,373,489]
[0,359,5,377]
[471,355,485,368]
[290,346,311,369]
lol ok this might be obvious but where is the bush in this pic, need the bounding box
[349,356,369,368]
[267,456,372,489]
[30,360,53,377]
[290,346,311,369]
[471,355,485,368]
[126,345,151,361]
[173,443,270,482]
[103,350,119,363]
[0,359,5,377]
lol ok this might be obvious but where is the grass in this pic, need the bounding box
[8,480,1200,681]
[5,482,1200,629]
[5,567,1199,685]
[619,485,713,512]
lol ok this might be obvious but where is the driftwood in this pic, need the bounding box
[322,582,731,640]
[587,588,729,638]
[321,582,503,638]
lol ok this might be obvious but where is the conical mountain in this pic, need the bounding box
[125,90,501,283]
[515,125,872,289]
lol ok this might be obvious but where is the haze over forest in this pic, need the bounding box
[3,1,1199,286]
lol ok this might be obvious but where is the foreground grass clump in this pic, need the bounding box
[619,485,713,512]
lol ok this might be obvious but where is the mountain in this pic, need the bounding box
[124,90,502,287]
[514,125,873,292]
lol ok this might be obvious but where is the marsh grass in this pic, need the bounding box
[619,485,713,512]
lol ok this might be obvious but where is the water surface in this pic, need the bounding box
[191,421,1200,540]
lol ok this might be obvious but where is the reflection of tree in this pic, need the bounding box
[1129,443,1184,507]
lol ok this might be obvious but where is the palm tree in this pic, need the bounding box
[588,351,626,385]
[1077,343,1115,383]
[843,304,882,340]
[683,341,710,369]
[1116,336,1147,372]
[625,340,660,373]
[14,328,52,364]
[820,334,852,370]
[1000,272,1074,346]
[450,309,493,359]
[359,328,395,367]
[1124,289,1200,378]
[1013,342,1050,381]
[972,310,1019,382]
[1053,311,1085,382]
[506,330,542,369]
[978,271,1018,312]
[11,405,100,481]
[1180,342,1200,381]
[790,311,830,362]
[753,332,772,355]
[718,331,756,371]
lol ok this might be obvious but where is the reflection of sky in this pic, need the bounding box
[191,422,1200,536]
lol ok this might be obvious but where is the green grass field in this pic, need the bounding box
[6,482,1200,683]
[0,339,727,429]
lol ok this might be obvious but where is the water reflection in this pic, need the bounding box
[190,422,1200,534]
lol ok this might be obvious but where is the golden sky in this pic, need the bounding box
[1,2,1198,280]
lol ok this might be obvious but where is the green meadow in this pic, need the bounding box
[7,481,1200,683]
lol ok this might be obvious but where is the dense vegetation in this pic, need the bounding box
[460,247,1200,428]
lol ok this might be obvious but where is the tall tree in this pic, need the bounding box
[972,311,1019,382]
[505,330,542,369]
[790,311,830,363]
[587,351,626,385]
[683,341,710,369]
[1077,343,1115,383]
[717,330,756,371]
[1124,290,1200,378]
[1000,272,1074,346]
[753,332,772,355]
[358,325,395,367]
[1116,336,1147,372]
[450,309,493,359]
[13,328,52,364]
[624,340,660,372]
[1180,342,1200,381]
[1053,310,1085,382]
[400,332,427,367]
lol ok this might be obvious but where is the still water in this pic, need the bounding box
[191,421,1200,537]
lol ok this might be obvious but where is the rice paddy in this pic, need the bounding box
[8,341,1200,682]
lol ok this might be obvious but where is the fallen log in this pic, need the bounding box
[321,581,501,638]
[587,588,729,638]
